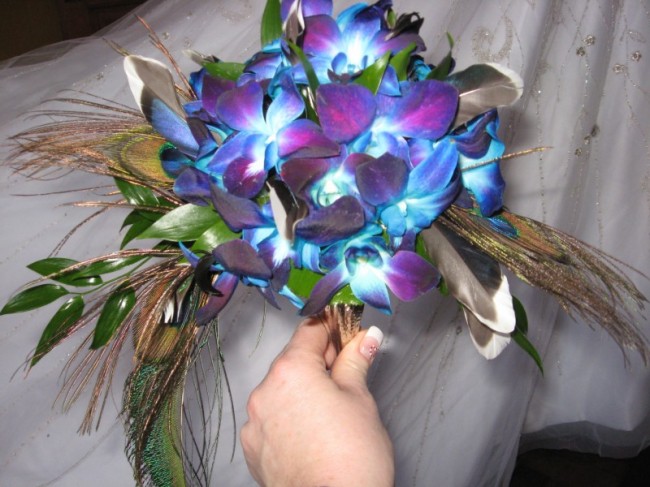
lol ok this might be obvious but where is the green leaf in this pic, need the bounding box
[513,295,528,334]
[79,255,146,276]
[355,51,391,94]
[287,267,323,299]
[91,284,136,349]
[512,328,544,375]
[261,0,282,47]
[427,33,455,81]
[331,284,363,307]
[137,204,219,241]
[1,284,69,315]
[191,218,240,254]
[204,61,245,81]
[27,257,102,287]
[114,178,159,207]
[287,42,320,122]
[31,296,84,366]
[390,42,417,81]
[121,218,156,249]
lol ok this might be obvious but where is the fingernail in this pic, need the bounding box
[360,326,384,361]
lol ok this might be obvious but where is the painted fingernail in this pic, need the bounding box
[360,326,384,361]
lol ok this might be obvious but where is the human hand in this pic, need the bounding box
[241,317,393,487]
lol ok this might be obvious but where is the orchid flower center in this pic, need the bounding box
[315,176,344,207]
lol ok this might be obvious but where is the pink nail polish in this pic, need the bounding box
[360,326,384,361]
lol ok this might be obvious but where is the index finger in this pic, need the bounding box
[282,316,337,367]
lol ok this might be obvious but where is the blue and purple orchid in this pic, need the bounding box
[124,0,519,324]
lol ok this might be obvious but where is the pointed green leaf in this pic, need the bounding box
[261,0,282,47]
[427,33,455,81]
[27,257,102,287]
[137,204,219,241]
[115,178,159,207]
[512,328,544,375]
[79,255,146,276]
[122,209,162,228]
[287,267,323,299]
[390,42,417,81]
[121,218,156,249]
[513,295,528,334]
[191,218,240,254]
[31,296,84,366]
[287,41,320,122]
[204,61,245,81]
[1,284,69,315]
[355,51,391,94]
[91,285,136,349]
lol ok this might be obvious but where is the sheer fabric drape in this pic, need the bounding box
[1,1,648,485]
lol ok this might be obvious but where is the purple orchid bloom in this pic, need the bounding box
[207,72,338,198]
[316,80,459,160]
[410,109,506,216]
[300,227,440,315]
[301,0,425,82]
[180,240,273,324]
[355,143,461,245]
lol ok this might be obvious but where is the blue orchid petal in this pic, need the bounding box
[277,119,340,158]
[223,156,267,198]
[302,15,343,59]
[356,153,409,206]
[369,32,425,60]
[300,263,348,316]
[257,286,281,309]
[216,82,267,133]
[316,83,376,143]
[150,99,199,157]
[209,131,266,180]
[336,3,367,33]
[210,184,268,231]
[376,81,458,140]
[160,146,192,178]
[460,157,505,216]
[174,168,212,206]
[377,65,401,96]
[266,74,305,133]
[383,251,440,301]
[278,284,305,309]
[196,272,239,325]
[295,195,365,245]
[212,239,272,279]
[179,242,200,267]
[380,205,407,236]
[201,75,236,118]
[244,51,283,82]
[350,267,391,314]
[408,138,459,195]
[406,178,460,227]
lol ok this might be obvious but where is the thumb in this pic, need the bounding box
[330,326,384,391]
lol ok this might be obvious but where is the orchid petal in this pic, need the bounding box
[266,75,305,133]
[356,153,409,206]
[408,138,459,195]
[216,82,267,133]
[196,273,239,325]
[281,0,332,20]
[295,195,365,245]
[174,168,212,206]
[316,83,376,143]
[161,146,192,178]
[201,75,236,118]
[300,263,348,316]
[383,251,440,301]
[377,65,401,96]
[460,159,505,216]
[277,119,340,158]
[212,239,272,279]
[350,267,391,314]
[223,156,267,198]
[210,184,267,231]
[280,157,331,196]
[302,15,343,59]
[209,132,266,178]
[376,80,458,139]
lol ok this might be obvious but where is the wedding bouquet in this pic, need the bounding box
[2,1,646,485]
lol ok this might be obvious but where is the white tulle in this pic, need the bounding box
[1,1,649,486]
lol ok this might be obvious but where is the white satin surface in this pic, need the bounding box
[1,1,649,486]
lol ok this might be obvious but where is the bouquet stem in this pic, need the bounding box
[318,303,364,351]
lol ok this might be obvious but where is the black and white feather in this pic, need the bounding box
[446,62,524,128]
[266,178,309,242]
[421,222,515,359]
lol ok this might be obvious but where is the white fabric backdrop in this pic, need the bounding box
[1,1,649,485]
